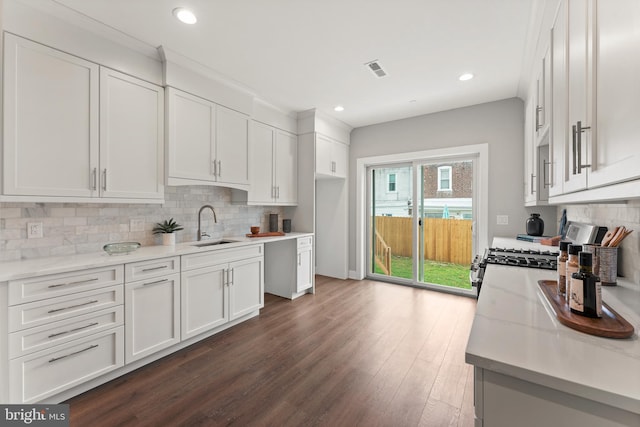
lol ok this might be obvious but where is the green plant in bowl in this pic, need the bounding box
[153,218,183,234]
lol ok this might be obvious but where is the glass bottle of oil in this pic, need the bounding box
[570,251,602,318]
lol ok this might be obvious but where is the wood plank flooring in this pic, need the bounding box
[66,276,477,426]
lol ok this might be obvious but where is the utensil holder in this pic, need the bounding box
[598,246,618,286]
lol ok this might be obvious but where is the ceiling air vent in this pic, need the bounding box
[365,60,387,78]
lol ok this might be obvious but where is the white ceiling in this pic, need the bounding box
[46,0,534,128]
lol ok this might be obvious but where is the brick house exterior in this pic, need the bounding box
[422,161,473,198]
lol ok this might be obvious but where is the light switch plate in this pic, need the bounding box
[497,215,509,225]
[27,222,43,239]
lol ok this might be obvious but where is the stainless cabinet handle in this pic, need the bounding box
[277,186,280,198]
[211,160,216,176]
[49,344,98,363]
[141,265,168,272]
[218,160,222,178]
[143,278,169,287]
[530,173,536,194]
[298,253,301,266]
[535,106,542,131]
[102,169,107,191]
[48,300,99,314]
[571,124,578,175]
[576,120,591,172]
[91,168,97,190]
[48,277,99,289]
[48,322,99,339]
[543,160,551,188]
[229,268,234,286]
[224,269,229,287]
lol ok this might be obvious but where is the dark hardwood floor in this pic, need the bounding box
[67,276,477,426]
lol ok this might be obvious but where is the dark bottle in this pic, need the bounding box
[526,213,544,236]
[565,244,581,304]
[570,251,602,318]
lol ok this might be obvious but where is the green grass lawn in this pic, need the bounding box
[375,255,471,289]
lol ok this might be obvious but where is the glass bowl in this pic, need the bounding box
[103,242,141,255]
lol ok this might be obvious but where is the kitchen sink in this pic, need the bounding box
[191,239,237,247]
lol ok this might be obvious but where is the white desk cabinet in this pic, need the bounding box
[264,236,314,299]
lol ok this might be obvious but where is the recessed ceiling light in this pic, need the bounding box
[173,8,197,24]
[459,73,474,81]
[334,105,345,112]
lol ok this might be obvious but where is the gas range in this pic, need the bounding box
[470,247,559,294]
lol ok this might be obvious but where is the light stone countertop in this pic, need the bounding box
[465,237,640,414]
[0,232,313,282]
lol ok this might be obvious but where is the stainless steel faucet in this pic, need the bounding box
[197,205,217,241]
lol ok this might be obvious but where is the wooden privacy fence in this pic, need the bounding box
[374,217,472,265]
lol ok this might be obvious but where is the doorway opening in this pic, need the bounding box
[367,156,478,296]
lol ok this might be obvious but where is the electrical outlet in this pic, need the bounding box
[130,218,145,232]
[496,215,509,225]
[27,222,43,239]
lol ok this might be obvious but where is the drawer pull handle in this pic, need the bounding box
[48,322,99,339]
[141,265,168,272]
[48,344,99,363]
[48,277,99,289]
[48,300,99,314]
[143,279,168,287]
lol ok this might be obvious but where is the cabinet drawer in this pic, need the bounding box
[297,236,313,249]
[182,245,263,271]
[9,265,124,305]
[9,306,124,359]
[125,256,180,282]
[8,285,123,332]
[10,326,124,403]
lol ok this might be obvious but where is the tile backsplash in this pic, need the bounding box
[0,186,284,262]
[561,200,640,285]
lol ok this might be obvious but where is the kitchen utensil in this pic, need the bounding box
[600,228,617,247]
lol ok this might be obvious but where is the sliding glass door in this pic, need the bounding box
[368,157,476,296]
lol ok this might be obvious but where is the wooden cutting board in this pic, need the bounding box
[537,280,634,339]
[245,232,285,238]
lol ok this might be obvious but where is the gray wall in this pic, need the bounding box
[348,97,557,272]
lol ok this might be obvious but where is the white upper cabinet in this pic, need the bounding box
[166,88,249,190]
[245,121,297,205]
[535,46,551,140]
[100,68,164,200]
[215,105,249,186]
[316,134,347,179]
[589,0,640,188]
[3,33,99,198]
[548,0,640,201]
[166,88,215,182]
[2,34,164,202]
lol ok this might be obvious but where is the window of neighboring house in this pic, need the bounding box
[387,173,397,192]
[438,166,452,191]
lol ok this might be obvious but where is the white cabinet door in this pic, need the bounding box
[590,0,640,188]
[274,130,298,204]
[166,88,215,182]
[524,93,536,205]
[125,273,180,363]
[228,257,263,321]
[181,264,227,340]
[215,105,249,186]
[100,68,164,200]
[535,46,551,139]
[296,246,313,293]
[316,134,348,179]
[316,134,334,177]
[3,33,99,197]
[564,0,591,193]
[332,139,348,179]
[550,2,568,197]
[249,121,276,203]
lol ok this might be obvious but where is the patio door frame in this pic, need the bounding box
[355,144,489,294]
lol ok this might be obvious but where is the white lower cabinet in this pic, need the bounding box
[10,327,124,404]
[124,273,180,363]
[181,245,264,340]
[264,236,314,299]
